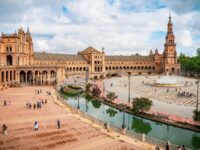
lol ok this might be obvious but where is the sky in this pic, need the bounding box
[0,0,199,56]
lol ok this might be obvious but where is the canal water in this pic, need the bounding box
[64,96,200,149]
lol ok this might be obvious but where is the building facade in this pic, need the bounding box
[0,15,180,89]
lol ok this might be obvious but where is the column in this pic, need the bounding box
[12,71,15,85]
[32,74,35,85]
[25,72,27,83]
[7,71,10,87]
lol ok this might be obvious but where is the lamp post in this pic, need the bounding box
[196,80,200,113]
[77,94,80,109]
[122,105,126,129]
[128,72,131,103]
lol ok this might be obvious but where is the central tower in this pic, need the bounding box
[163,14,176,64]
[162,14,180,74]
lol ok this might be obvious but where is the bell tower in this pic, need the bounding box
[163,13,177,65]
[162,13,180,74]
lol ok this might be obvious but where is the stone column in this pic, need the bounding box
[47,72,50,85]
[32,74,35,85]
[12,71,15,85]
[7,71,10,87]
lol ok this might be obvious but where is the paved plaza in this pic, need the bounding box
[104,75,198,119]
[0,86,154,150]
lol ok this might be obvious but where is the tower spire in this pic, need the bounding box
[169,11,171,23]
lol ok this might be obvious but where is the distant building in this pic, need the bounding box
[0,15,180,88]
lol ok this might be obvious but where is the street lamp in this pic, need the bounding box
[77,94,80,109]
[121,105,126,129]
[128,72,131,103]
[196,80,199,113]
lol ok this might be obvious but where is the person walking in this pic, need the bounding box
[4,100,6,106]
[57,119,61,129]
[34,121,38,131]
[33,103,36,109]
[165,141,170,150]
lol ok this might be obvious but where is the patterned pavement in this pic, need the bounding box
[0,86,145,150]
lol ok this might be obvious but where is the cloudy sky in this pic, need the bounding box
[0,0,199,56]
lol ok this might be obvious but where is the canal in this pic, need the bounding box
[64,96,200,149]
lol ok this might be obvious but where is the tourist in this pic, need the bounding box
[2,124,8,135]
[26,101,29,108]
[177,146,181,150]
[33,103,36,109]
[165,141,170,150]
[29,103,32,109]
[181,145,185,150]
[45,99,47,104]
[34,121,38,130]
[57,119,61,129]
[4,100,6,106]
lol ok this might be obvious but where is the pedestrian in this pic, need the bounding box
[45,99,47,104]
[57,119,61,129]
[29,103,32,109]
[177,146,181,150]
[33,103,36,109]
[4,100,6,106]
[34,121,38,131]
[165,141,170,150]
[155,146,160,150]
[26,101,29,108]
[182,145,185,150]
[2,124,8,135]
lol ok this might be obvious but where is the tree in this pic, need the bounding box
[85,83,92,93]
[197,48,200,57]
[92,85,101,97]
[106,108,118,117]
[178,52,200,76]
[132,97,152,113]
[94,75,98,80]
[106,92,118,101]
[193,110,200,122]
[91,99,101,109]
[131,117,152,134]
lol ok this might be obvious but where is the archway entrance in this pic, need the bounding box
[7,55,13,65]
[171,68,175,74]
[20,71,26,83]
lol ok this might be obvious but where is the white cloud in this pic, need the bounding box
[176,30,193,47]
[0,0,199,56]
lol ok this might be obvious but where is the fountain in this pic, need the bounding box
[154,72,183,87]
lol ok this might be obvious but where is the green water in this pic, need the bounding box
[64,96,200,149]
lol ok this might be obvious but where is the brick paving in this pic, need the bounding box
[0,86,146,150]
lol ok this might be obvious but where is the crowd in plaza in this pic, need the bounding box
[2,88,61,136]
[177,91,194,98]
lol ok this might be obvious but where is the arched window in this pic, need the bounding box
[6,55,13,65]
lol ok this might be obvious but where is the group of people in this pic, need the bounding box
[35,89,43,94]
[177,91,193,98]
[34,119,61,130]
[177,145,186,150]
[26,99,47,109]
[162,141,185,150]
